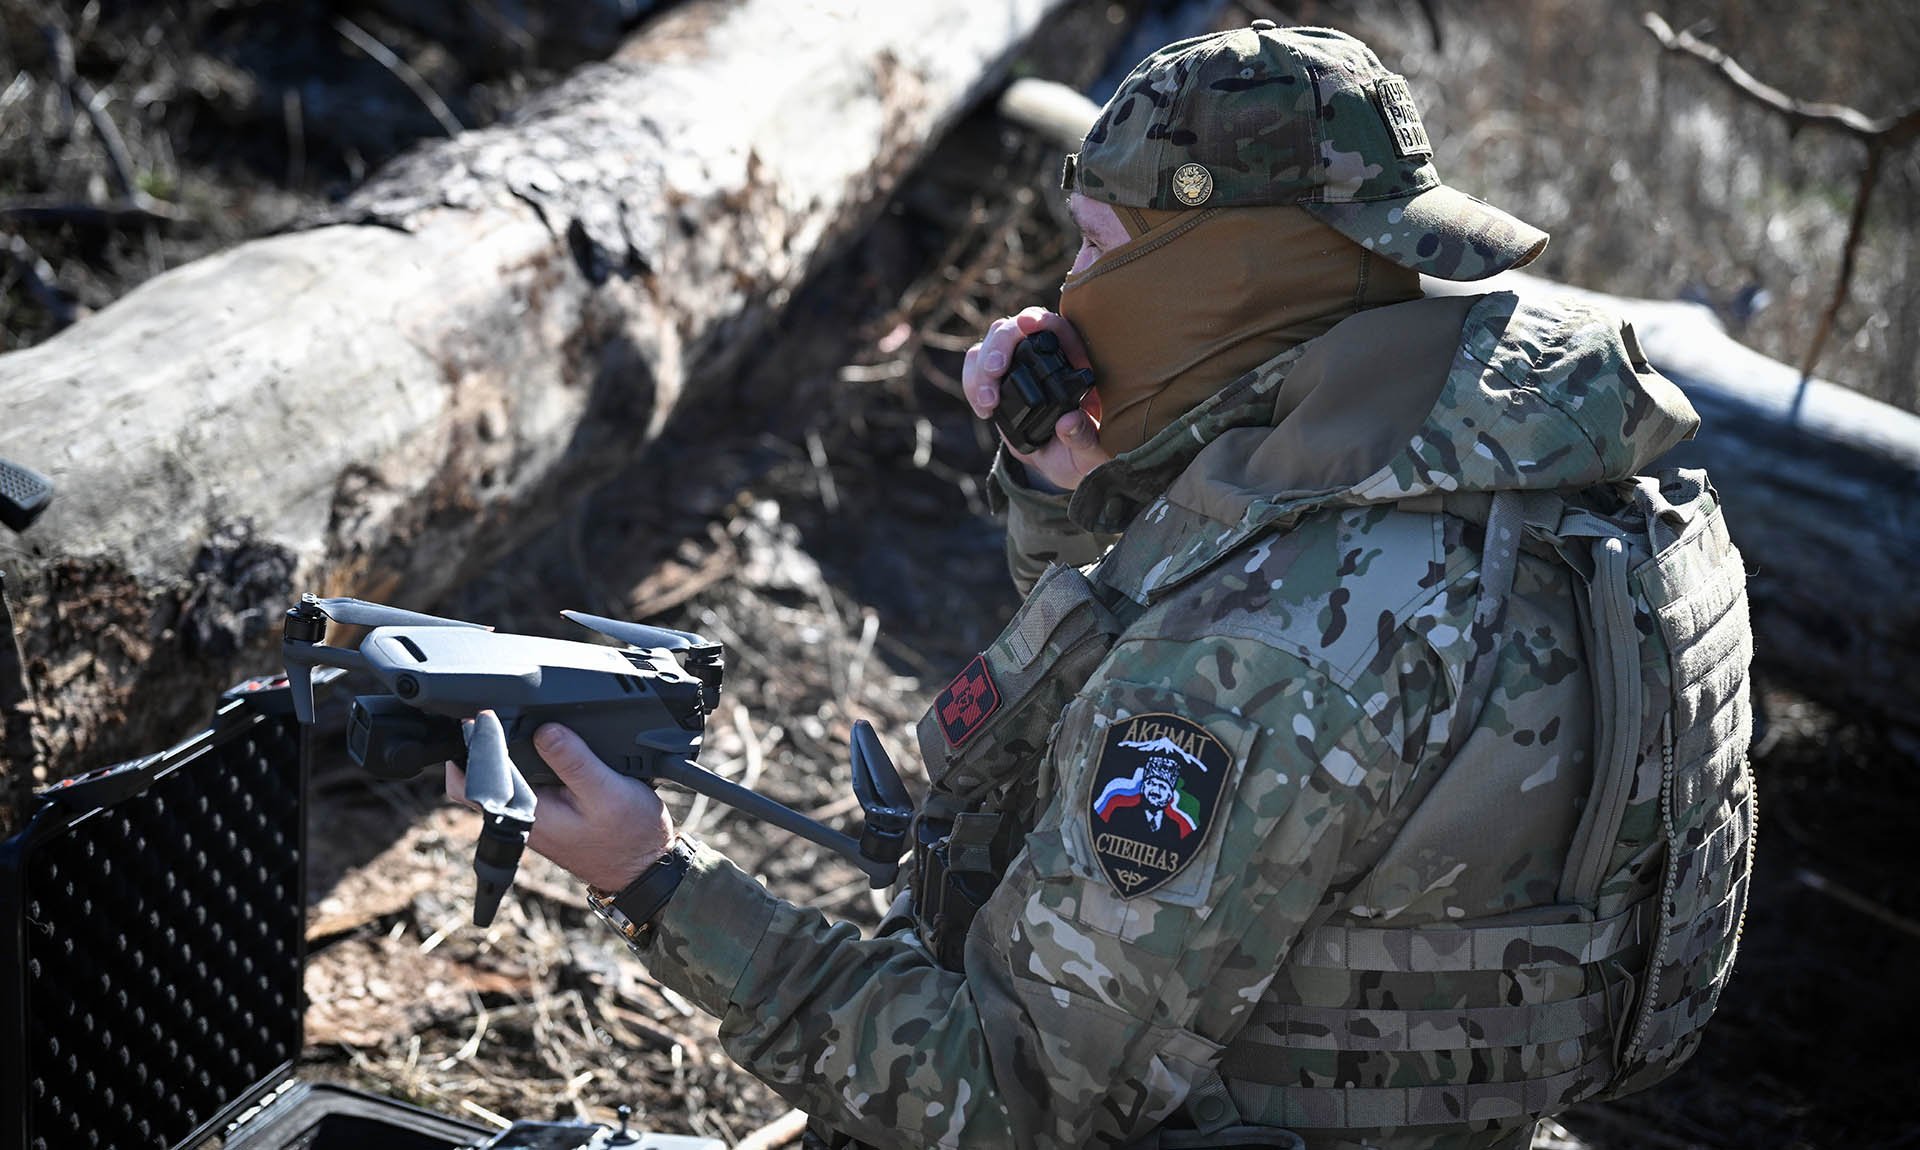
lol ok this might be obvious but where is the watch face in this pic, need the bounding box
[593,900,639,938]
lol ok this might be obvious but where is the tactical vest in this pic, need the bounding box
[908,558,1136,968]
[907,469,1754,1136]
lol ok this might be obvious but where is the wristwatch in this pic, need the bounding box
[587,837,695,950]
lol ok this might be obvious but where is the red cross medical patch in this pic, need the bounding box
[935,655,1000,747]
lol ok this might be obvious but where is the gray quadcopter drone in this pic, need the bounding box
[282,595,912,926]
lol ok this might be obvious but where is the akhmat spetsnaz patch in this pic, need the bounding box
[1088,712,1231,897]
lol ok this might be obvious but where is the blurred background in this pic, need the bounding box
[7,0,1919,409]
[3,2,1915,1149]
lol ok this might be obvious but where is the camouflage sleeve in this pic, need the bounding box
[990,451,1116,595]
[639,842,1026,1145]
[637,635,1433,1148]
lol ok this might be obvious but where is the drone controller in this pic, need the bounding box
[990,329,1096,454]
[282,595,913,928]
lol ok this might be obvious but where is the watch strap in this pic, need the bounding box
[589,837,695,947]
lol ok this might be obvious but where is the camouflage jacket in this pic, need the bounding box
[638,292,1704,1149]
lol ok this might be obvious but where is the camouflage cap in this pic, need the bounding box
[1062,21,1547,281]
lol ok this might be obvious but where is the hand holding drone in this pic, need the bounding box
[282,595,913,927]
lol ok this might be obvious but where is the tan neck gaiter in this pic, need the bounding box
[1058,204,1423,456]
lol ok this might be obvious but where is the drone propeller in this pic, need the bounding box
[309,595,488,631]
[279,595,479,724]
[464,711,537,928]
[850,720,912,816]
[849,720,911,886]
[561,609,706,651]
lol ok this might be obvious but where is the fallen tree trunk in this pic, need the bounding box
[0,0,1064,794]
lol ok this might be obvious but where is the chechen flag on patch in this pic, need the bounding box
[935,655,999,747]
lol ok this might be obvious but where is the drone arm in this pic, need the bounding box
[282,642,372,724]
[646,756,899,887]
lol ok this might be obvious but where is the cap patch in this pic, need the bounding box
[1372,75,1432,160]
[1172,162,1214,206]
[1087,712,1232,897]
[935,655,999,747]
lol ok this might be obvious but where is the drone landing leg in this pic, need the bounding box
[465,710,539,926]
[473,810,533,927]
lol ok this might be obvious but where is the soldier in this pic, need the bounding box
[461,20,1755,1150]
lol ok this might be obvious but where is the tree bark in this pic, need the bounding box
[0,0,1065,793]
[1428,272,1920,738]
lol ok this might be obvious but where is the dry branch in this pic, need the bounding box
[36,22,177,225]
[1641,14,1920,145]
[2,231,77,329]
[0,199,179,228]
[734,1109,809,1150]
[1642,11,1920,406]
[0,576,39,818]
[0,0,1069,793]
[1794,869,1920,943]
[333,15,466,139]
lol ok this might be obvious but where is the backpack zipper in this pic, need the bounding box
[1565,536,1641,906]
[1623,710,1678,1067]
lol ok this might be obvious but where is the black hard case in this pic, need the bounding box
[0,691,489,1150]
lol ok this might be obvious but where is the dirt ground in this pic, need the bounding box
[6,1,1918,1147]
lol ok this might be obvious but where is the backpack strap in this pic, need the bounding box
[1445,489,1527,756]
[1560,530,1643,907]
[1336,488,1534,869]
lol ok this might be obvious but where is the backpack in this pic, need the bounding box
[1541,467,1756,1096]
[1413,468,1756,1100]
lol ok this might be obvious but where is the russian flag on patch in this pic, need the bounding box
[1095,769,1146,820]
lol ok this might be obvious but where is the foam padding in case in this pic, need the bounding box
[1,708,307,1150]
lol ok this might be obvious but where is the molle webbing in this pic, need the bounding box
[1224,1052,1616,1131]
[1229,983,1632,1053]
[1222,908,1643,1110]
[1291,899,1648,972]
[909,560,1133,972]
[1570,474,1754,1089]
